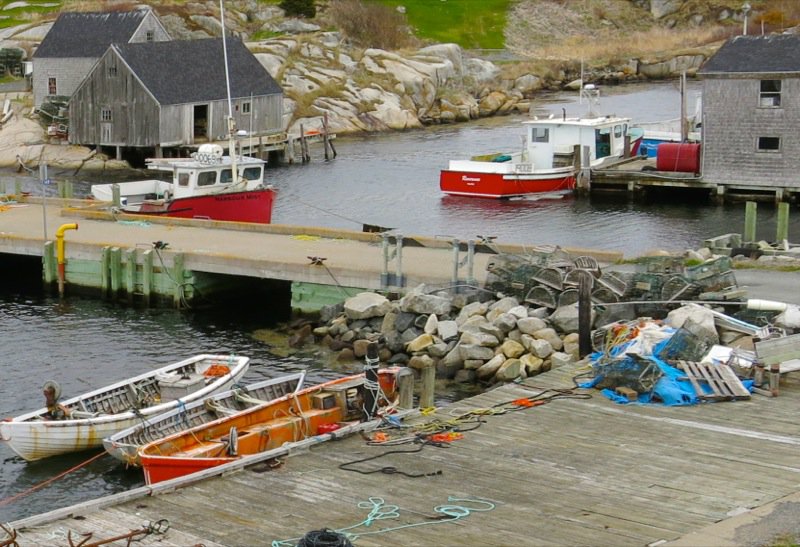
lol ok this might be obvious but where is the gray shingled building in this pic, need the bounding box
[32,9,170,108]
[68,38,283,156]
[698,34,800,199]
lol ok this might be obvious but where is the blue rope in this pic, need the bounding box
[271,495,495,546]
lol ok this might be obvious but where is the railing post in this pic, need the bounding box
[381,233,390,289]
[394,235,404,288]
[466,239,476,285]
[451,238,460,288]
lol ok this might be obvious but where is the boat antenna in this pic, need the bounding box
[219,0,241,185]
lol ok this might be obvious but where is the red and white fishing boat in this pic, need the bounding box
[90,144,276,224]
[139,368,401,485]
[440,85,642,199]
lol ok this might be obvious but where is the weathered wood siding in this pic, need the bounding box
[159,94,283,146]
[130,12,171,43]
[701,75,800,188]
[32,57,96,108]
[68,50,160,147]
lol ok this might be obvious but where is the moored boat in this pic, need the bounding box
[440,85,643,199]
[0,354,249,462]
[103,371,306,466]
[90,145,276,224]
[139,368,401,485]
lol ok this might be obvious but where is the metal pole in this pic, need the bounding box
[467,239,476,285]
[395,235,404,287]
[451,238,460,288]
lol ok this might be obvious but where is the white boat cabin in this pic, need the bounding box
[147,144,266,200]
[522,115,633,171]
[91,144,267,205]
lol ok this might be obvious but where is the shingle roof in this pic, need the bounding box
[113,38,282,105]
[34,10,149,58]
[699,34,800,74]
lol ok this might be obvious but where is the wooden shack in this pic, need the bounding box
[32,9,170,108]
[698,34,800,200]
[68,38,283,158]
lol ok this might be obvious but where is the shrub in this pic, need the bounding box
[328,0,416,50]
[279,0,316,19]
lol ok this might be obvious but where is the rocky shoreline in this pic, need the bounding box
[0,1,718,172]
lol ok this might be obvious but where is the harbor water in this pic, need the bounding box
[2,81,800,523]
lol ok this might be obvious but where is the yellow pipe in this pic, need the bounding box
[56,223,78,265]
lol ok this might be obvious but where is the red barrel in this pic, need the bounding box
[656,143,701,173]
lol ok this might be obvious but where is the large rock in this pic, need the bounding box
[495,358,522,382]
[344,292,392,320]
[477,354,505,380]
[400,289,452,315]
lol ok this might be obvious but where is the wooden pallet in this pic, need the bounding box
[676,360,751,401]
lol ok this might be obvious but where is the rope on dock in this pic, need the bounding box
[271,496,496,547]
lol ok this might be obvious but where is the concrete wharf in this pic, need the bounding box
[0,197,623,310]
[9,361,800,546]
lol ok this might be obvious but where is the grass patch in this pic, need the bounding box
[375,0,510,49]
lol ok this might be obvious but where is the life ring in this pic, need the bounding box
[162,190,171,201]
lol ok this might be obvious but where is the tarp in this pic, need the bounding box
[582,325,753,406]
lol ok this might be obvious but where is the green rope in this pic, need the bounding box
[271,496,495,546]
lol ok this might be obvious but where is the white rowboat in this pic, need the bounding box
[0,354,249,462]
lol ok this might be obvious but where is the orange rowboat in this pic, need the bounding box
[139,368,400,485]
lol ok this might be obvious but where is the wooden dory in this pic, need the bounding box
[0,354,249,462]
[103,371,306,466]
[139,368,400,485]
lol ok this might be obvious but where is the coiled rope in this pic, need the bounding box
[271,496,495,547]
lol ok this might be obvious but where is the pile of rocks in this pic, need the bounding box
[306,286,583,386]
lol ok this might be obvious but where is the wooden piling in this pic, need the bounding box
[100,246,111,296]
[744,201,757,243]
[776,202,790,243]
[419,363,435,409]
[578,270,592,358]
[172,253,185,308]
[142,249,153,307]
[397,367,415,410]
[42,241,56,284]
[109,247,122,297]
[125,248,136,304]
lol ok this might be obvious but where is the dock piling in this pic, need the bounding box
[744,201,757,243]
[776,202,790,243]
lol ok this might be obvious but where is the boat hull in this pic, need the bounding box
[440,168,576,199]
[0,354,249,462]
[140,369,400,485]
[136,188,275,224]
[103,372,306,466]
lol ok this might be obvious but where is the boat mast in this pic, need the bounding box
[219,0,240,183]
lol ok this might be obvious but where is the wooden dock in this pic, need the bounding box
[9,361,800,546]
[591,157,798,203]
